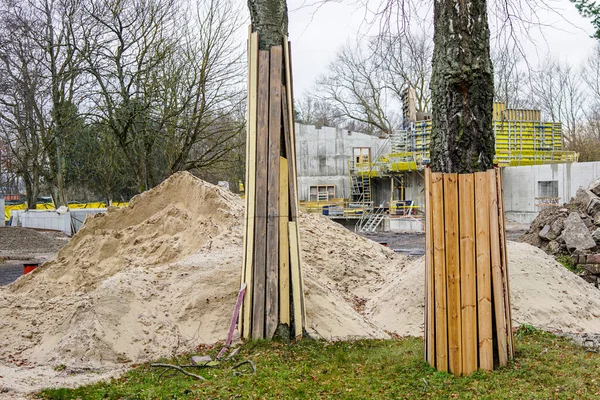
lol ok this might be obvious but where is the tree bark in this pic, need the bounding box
[247,0,288,50]
[430,0,494,173]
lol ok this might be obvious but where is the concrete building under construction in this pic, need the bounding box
[295,89,581,232]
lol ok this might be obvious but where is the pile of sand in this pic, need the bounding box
[366,241,600,336]
[1,171,600,396]
[0,172,406,395]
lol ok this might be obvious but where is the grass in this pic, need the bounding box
[556,254,583,274]
[39,327,600,400]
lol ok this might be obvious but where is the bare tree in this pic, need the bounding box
[0,1,44,208]
[316,41,399,135]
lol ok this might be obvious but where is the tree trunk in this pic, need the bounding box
[248,0,288,50]
[430,0,494,173]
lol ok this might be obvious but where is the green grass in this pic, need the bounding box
[39,327,600,399]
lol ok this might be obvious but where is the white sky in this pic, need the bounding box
[279,0,598,97]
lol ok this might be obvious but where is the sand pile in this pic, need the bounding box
[366,241,600,336]
[0,172,405,376]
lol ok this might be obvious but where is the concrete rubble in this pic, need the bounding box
[522,181,600,288]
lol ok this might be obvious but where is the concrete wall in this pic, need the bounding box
[503,161,600,223]
[14,210,72,235]
[295,123,390,200]
[402,171,426,210]
[10,208,108,235]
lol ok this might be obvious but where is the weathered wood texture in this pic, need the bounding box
[424,168,512,375]
[241,31,259,339]
[240,29,305,341]
[265,47,282,339]
[251,49,270,340]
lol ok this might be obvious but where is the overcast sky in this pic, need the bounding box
[277,0,598,97]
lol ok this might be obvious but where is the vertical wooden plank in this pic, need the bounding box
[444,173,462,375]
[496,168,514,359]
[431,172,448,372]
[265,47,282,339]
[459,174,477,375]
[281,87,297,219]
[279,157,290,326]
[241,30,258,339]
[475,171,493,371]
[424,168,435,367]
[251,50,270,339]
[288,221,303,338]
[283,39,306,330]
[283,38,299,220]
[489,169,508,366]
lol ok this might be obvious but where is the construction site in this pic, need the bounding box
[297,88,580,234]
[0,164,598,395]
[0,7,599,397]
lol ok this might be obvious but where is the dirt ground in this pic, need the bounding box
[360,220,528,257]
[0,227,69,286]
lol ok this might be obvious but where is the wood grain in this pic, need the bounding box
[459,174,476,375]
[444,173,462,375]
[431,172,448,372]
[489,169,508,366]
[241,30,258,339]
[251,50,270,339]
[475,171,493,370]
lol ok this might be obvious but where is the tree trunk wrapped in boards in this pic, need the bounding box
[240,0,306,341]
[425,0,514,375]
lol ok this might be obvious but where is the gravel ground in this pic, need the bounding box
[0,227,69,286]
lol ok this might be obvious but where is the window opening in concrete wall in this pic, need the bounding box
[353,147,371,165]
[310,185,335,202]
[536,180,559,208]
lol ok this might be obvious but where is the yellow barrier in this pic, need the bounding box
[4,201,129,222]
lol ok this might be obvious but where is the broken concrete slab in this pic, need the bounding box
[539,224,551,240]
[562,212,597,251]
[573,188,598,210]
[547,240,562,254]
[588,198,600,216]
[592,228,600,242]
[589,177,600,196]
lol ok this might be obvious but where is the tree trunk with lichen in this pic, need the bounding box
[430,0,494,173]
[248,0,288,50]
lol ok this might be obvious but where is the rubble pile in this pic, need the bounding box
[521,178,600,286]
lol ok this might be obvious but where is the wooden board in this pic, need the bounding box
[444,173,462,375]
[242,30,258,339]
[288,221,303,338]
[251,50,270,339]
[265,47,282,339]
[459,174,477,375]
[279,157,290,325]
[283,38,299,220]
[424,168,435,367]
[489,169,508,366]
[283,40,306,329]
[496,168,514,359]
[475,171,493,370]
[431,172,448,372]
[281,86,296,219]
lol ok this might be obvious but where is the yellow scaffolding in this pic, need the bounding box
[352,104,578,176]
